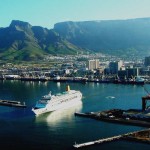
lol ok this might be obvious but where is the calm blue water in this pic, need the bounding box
[0,80,149,150]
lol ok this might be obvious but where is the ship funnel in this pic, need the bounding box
[66,85,70,91]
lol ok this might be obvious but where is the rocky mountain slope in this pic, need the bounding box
[0,20,83,60]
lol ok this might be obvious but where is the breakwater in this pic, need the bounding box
[75,110,150,127]
[73,128,150,148]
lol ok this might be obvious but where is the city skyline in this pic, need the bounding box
[1,0,150,29]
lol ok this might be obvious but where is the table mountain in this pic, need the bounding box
[54,18,150,57]
[1,18,150,60]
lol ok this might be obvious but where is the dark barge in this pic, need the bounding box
[0,100,26,108]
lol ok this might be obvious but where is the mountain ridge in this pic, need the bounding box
[1,18,150,60]
[0,20,84,60]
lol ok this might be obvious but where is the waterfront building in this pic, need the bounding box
[118,70,128,79]
[64,69,70,75]
[96,67,105,74]
[144,56,150,67]
[118,68,139,79]
[127,68,139,78]
[140,67,150,76]
[61,63,73,70]
[109,60,123,74]
[87,59,99,70]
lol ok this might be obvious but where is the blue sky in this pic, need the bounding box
[1,0,150,29]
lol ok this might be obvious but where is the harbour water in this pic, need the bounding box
[0,80,150,150]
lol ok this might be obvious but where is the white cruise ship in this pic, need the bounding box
[32,85,82,116]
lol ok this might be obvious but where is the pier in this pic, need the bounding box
[74,135,122,148]
[73,128,150,148]
[75,112,150,127]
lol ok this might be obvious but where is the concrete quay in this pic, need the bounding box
[75,111,150,127]
[73,128,150,148]
[0,75,146,85]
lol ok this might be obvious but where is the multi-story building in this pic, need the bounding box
[109,60,123,74]
[144,56,150,67]
[87,59,99,70]
[118,68,139,79]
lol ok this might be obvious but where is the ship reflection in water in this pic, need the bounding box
[56,82,61,89]
[35,101,82,125]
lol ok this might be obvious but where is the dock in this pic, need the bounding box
[74,135,122,148]
[75,111,150,127]
[0,100,26,108]
[73,128,150,148]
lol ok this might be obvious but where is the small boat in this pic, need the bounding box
[135,76,145,84]
[106,96,115,99]
[32,85,82,116]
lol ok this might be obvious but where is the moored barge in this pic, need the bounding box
[0,100,26,108]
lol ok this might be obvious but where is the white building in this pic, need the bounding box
[87,59,99,70]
